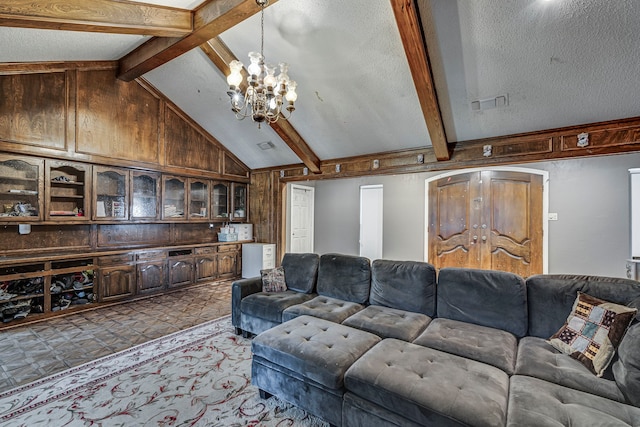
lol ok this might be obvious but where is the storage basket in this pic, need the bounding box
[217,232,238,242]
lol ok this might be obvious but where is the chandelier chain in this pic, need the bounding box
[260,3,265,61]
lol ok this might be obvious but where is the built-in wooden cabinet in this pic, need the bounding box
[168,249,195,288]
[231,182,247,221]
[100,265,136,301]
[0,258,95,325]
[131,171,160,220]
[0,262,46,324]
[0,241,245,328]
[188,179,209,220]
[136,250,167,294]
[0,154,247,225]
[217,243,240,278]
[212,181,230,221]
[0,155,43,221]
[93,166,129,220]
[195,246,217,282]
[45,160,90,220]
[162,175,186,220]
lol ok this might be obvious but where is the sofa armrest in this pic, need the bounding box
[231,277,263,330]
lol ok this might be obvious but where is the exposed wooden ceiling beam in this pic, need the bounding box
[0,0,191,36]
[201,38,322,174]
[390,0,450,161]
[118,0,277,82]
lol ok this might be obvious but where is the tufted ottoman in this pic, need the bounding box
[343,338,510,427]
[251,315,381,427]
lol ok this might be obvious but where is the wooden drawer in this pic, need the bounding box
[218,244,239,253]
[98,253,134,266]
[137,250,166,261]
[195,246,217,254]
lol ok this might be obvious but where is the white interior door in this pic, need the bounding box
[289,184,314,253]
[360,185,383,260]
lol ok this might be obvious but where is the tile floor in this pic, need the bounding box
[0,280,233,393]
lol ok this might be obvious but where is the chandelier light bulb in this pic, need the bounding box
[226,60,243,88]
[263,64,277,88]
[285,80,298,103]
[247,52,262,78]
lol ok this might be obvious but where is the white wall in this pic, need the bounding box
[312,152,640,277]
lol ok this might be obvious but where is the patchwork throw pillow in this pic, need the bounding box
[261,266,287,293]
[548,292,637,377]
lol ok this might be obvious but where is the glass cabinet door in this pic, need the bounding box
[188,179,209,220]
[231,182,247,221]
[93,166,129,220]
[46,160,90,220]
[162,176,186,220]
[131,171,160,219]
[212,181,229,221]
[0,155,43,221]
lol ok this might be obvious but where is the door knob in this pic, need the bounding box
[482,236,487,242]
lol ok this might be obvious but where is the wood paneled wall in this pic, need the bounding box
[0,222,219,256]
[0,62,248,181]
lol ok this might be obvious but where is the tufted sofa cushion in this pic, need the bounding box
[507,375,640,426]
[282,295,364,323]
[342,305,431,341]
[514,336,626,403]
[437,267,528,338]
[252,315,380,390]
[344,338,510,427]
[413,318,518,375]
[240,290,316,323]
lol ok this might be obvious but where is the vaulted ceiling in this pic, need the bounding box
[1,0,639,170]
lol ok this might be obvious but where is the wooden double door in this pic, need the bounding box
[428,170,543,277]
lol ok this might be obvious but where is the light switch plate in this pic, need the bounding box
[548,213,558,221]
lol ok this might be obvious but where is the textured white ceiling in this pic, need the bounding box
[426,0,640,142]
[0,27,148,61]
[218,0,430,164]
[1,0,639,169]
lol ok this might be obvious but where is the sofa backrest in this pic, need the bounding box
[370,259,436,316]
[437,267,528,338]
[316,253,371,303]
[281,253,320,294]
[526,274,640,338]
[612,322,640,407]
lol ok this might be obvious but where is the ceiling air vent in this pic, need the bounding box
[470,94,508,112]
[257,141,275,150]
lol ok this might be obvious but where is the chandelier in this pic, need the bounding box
[226,0,297,125]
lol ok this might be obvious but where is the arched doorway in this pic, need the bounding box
[426,167,548,277]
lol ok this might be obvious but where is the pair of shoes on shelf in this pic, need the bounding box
[1,299,32,322]
[51,281,64,294]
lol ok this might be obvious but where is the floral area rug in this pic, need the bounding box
[0,316,327,426]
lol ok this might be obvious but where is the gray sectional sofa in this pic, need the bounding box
[231,253,640,426]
